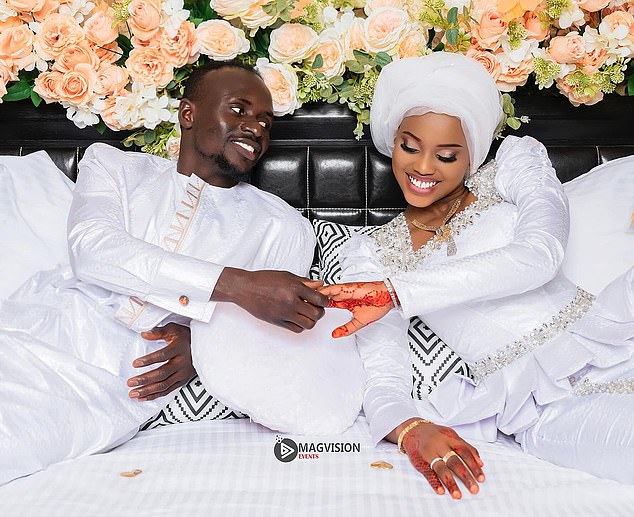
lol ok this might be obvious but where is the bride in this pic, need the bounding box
[321,52,634,498]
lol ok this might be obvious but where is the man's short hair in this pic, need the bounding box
[183,61,261,103]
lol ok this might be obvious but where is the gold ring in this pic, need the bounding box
[442,450,459,463]
[430,457,444,469]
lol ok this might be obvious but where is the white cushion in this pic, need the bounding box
[562,155,634,295]
[0,152,73,299]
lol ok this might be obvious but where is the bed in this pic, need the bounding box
[1,98,633,514]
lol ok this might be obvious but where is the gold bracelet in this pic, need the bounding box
[397,418,433,454]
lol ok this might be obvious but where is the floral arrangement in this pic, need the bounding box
[0,0,632,158]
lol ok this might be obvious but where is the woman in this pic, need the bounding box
[321,53,634,498]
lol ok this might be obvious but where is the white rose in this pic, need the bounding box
[210,0,251,19]
[196,20,250,61]
[268,23,318,64]
[363,0,404,16]
[255,57,301,116]
[557,1,585,29]
[363,7,410,55]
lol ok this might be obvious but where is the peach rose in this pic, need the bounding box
[289,0,311,19]
[33,69,63,102]
[94,63,128,96]
[600,11,634,46]
[210,0,252,19]
[58,63,97,106]
[524,9,550,41]
[84,9,118,46]
[364,0,404,15]
[52,41,100,73]
[268,23,318,64]
[125,46,174,88]
[0,17,24,33]
[90,40,122,66]
[471,6,508,51]
[578,0,610,12]
[196,19,249,61]
[496,0,542,22]
[34,13,84,60]
[159,21,199,67]
[255,57,300,116]
[548,32,586,63]
[345,17,366,57]
[32,0,59,21]
[239,0,277,32]
[495,54,533,91]
[5,0,45,13]
[397,26,426,59]
[309,30,346,78]
[166,134,180,160]
[556,72,603,106]
[128,0,161,42]
[578,46,608,73]
[0,57,17,101]
[363,7,410,55]
[100,93,131,130]
[466,48,502,80]
[0,24,34,69]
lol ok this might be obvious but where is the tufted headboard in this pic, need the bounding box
[1,98,633,225]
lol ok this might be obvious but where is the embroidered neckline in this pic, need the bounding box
[372,160,502,274]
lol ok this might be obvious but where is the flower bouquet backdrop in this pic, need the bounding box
[0,0,632,158]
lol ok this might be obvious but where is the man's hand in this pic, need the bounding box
[127,323,195,401]
[212,268,328,333]
[396,419,485,499]
[318,281,393,337]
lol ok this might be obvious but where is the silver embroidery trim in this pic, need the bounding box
[469,288,596,384]
[571,377,634,396]
[372,160,502,275]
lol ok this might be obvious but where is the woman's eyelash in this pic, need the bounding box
[400,142,417,153]
[437,155,457,163]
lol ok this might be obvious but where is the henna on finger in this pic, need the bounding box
[453,444,485,482]
[406,448,445,495]
[445,454,479,494]
[434,460,462,499]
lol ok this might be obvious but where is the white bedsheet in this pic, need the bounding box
[3,417,632,516]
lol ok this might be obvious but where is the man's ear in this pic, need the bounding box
[179,99,194,129]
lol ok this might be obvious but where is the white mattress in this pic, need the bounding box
[3,417,633,516]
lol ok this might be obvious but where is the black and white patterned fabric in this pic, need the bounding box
[312,219,470,399]
[141,376,246,431]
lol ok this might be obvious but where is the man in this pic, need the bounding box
[0,61,327,485]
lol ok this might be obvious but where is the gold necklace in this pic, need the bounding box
[410,194,465,256]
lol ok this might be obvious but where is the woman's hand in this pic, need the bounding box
[398,420,485,499]
[318,281,393,337]
[127,323,195,401]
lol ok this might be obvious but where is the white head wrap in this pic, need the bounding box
[370,52,503,175]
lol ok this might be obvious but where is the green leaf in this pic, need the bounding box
[190,17,203,27]
[30,89,42,107]
[447,6,459,25]
[353,50,372,66]
[502,93,515,115]
[374,52,392,70]
[312,53,323,69]
[95,120,107,135]
[326,94,338,103]
[116,34,132,55]
[3,81,32,102]
[627,73,634,96]
[143,130,156,144]
[446,28,459,47]
[346,61,363,74]
[506,117,521,130]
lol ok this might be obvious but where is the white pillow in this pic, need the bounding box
[191,306,365,435]
[0,152,73,299]
[562,155,634,295]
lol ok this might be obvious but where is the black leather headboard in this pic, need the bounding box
[1,99,633,225]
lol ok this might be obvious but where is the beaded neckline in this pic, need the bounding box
[372,160,502,274]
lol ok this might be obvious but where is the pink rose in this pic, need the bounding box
[52,41,100,73]
[495,54,533,91]
[94,63,129,96]
[268,23,318,63]
[466,48,502,81]
[125,46,174,88]
[196,19,250,61]
[34,13,84,60]
[33,69,63,103]
[556,72,603,106]
[0,24,34,69]
[5,0,45,13]
[128,0,161,42]
[548,32,586,63]
[58,63,97,106]
[160,21,199,67]
[523,9,550,41]
[84,9,119,47]
[578,0,610,12]
[471,6,508,51]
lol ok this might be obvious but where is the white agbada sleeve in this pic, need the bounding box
[339,237,418,445]
[389,136,570,318]
[68,144,222,322]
